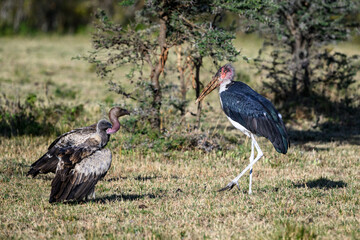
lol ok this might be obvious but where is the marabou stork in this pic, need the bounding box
[196,64,289,194]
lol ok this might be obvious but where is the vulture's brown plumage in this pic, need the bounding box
[49,120,113,203]
[27,107,129,178]
[27,107,129,203]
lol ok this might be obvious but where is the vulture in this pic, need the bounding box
[27,107,129,177]
[27,107,129,203]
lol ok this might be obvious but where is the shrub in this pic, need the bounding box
[0,94,84,137]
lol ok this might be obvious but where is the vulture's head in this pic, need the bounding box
[110,107,130,118]
[106,107,130,134]
[97,119,112,133]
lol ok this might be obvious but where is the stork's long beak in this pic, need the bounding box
[196,74,220,103]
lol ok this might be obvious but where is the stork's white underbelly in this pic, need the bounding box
[227,116,251,137]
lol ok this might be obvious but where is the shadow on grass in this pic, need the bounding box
[285,96,360,145]
[209,117,359,146]
[134,175,158,181]
[106,175,159,182]
[55,193,161,205]
[293,177,347,189]
[301,145,330,152]
[106,176,128,182]
[29,174,158,182]
[93,193,159,204]
[288,127,360,145]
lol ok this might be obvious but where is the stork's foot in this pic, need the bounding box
[218,181,240,192]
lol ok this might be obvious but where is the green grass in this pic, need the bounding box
[0,35,359,239]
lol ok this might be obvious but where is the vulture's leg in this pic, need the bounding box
[86,187,96,200]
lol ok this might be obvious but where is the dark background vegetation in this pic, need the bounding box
[1,0,359,147]
[0,0,130,34]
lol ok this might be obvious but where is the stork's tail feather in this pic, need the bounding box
[27,154,58,178]
[273,121,289,154]
[273,136,289,154]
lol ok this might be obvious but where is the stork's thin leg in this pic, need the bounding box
[218,134,263,192]
[249,138,254,194]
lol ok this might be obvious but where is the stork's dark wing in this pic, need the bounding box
[220,82,289,153]
[49,144,112,203]
[27,124,97,177]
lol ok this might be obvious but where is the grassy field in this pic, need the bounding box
[0,35,359,239]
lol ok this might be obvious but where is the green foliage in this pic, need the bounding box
[0,94,84,137]
[250,0,360,119]
[312,51,360,106]
[54,86,78,99]
[87,1,242,131]
[25,93,37,108]
[115,113,239,153]
[0,0,127,34]
[236,70,251,84]
[259,47,360,106]
[195,28,239,62]
[214,0,272,23]
[265,0,358,43]
[119,0,135,7]
[89,9,160,120]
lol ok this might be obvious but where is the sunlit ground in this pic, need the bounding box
[0,35,359,239]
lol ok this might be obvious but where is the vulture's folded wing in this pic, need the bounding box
[49,147,112,203]
[27,124,97,177]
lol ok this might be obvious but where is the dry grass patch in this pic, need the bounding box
[1,134,359,239]
[0,35,359,239]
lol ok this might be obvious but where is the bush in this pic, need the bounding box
[0,93,84,137]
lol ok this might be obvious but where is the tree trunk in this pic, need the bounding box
[149,15,169,130]
[194,57,202,129]
[291,69,298,97]
[286,13,301,98]
[302,60,311,96]
[176,46,187,116]
[286,11,311,98]
[301,38,311,96]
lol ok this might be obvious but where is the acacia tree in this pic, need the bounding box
[90,3,171,130]
[251,0,360,105]
[88,0,241,131]
[169,10,242,127]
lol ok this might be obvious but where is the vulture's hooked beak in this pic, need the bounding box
[195,73,220,103]
[123,109,131,116]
